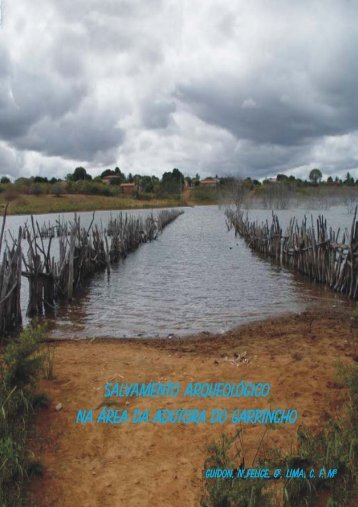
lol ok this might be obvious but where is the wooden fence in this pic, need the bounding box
[225,206,358,300]
[0,206,22,335]
[0,208,183,335]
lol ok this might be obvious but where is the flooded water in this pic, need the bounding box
[3,205,353,339]
[4,204,347,339]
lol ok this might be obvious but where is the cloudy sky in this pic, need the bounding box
[0,0,358,180]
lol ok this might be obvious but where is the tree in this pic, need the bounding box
[101,169,114,178]
[276,174,288,181]
[184,176,192,187]
[192,173,201,186]
[101,167,125,184]
[345,172,354,186]
[34,176,48,183]
[161,168,184,194]
[309,168,322,184]
[73,167,91,181]
[0,177,10,184]
[140,176,154,193]
[171,168,184,185]
[114,167,124,180]
[133,174,142,185]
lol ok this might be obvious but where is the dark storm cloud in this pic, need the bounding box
[176,70,358,159]
[1,0,358,178]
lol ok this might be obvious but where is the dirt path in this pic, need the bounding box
[30,310,355,506]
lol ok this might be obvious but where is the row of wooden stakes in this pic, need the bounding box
[225,206,358,300]
[0,208,184,337]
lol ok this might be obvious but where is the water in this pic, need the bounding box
[3,208,163,324]
[2,205,353,339]
[13,204,346,339]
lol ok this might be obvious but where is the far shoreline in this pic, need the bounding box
[0,193,191,216]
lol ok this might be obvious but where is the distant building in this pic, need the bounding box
[199,177,219,188]
[102,175,121,185]
[120,183,137,194]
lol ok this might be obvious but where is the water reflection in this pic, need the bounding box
[35,205,349,339]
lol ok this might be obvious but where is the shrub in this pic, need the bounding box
[3,187,19,202]
[27,185,44,196]
[0,326,45,506]
[201,430,272,507]
[190,187,219,204]
[52,185,65,197]
[4,326,44,388]
[201,364,358,507]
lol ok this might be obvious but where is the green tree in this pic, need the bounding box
[114,167,124,179]
[140,176,154,193]
[101,168,114,178]
[161,168,184,194]
[276,174,288,181]
[0,176,10,184]
[345,172,354,186]
[73,167,91,181]
[33,176,48,183]
[309,168,322,184]
[192,173,201,186]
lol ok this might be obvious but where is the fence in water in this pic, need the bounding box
[0,208,22,335]
[225,206,358,300]
[0,208,183,336]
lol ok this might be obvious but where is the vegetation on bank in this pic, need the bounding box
[0,193,185,216]
[0,166,357,214]
[0,326,48,507]
[1,181,357,216]
[201,363,358,507]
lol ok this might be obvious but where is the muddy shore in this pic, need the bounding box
[30,309,356,506]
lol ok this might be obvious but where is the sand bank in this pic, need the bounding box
[30,309,356,506]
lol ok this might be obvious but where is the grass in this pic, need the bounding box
[0,326,48,506]
[188,187,222,205]
[42,343,55,381]
[201,429,273,507]
[0,193,185,215]
[201,363,358,507]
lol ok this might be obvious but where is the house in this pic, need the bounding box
[102,175,121,185]
[199,177,219,188]
[120,183,137,194]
